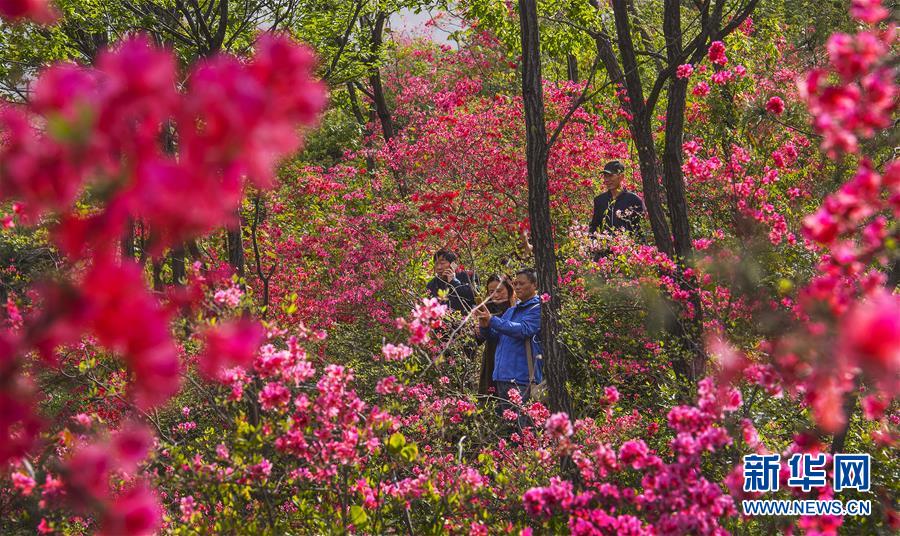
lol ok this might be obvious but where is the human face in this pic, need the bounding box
[512,274,537,301]
[603,172,623,193]
[434,256,451,277]
[488,281,510,303]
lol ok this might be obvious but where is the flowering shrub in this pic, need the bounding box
[1,2,898,535]
[0,28,325,532]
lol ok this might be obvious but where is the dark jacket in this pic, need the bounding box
[589,190,644,238]
[476,301,509,395]
[426,271,476,313]
[480,295,543,385]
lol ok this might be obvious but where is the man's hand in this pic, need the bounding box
[473,306,492,327]
[440,267,456,282]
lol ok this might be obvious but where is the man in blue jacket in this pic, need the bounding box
[474,268,542,431]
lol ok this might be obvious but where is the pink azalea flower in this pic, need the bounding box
[545,412,574,438]
[11,472,35,495]
[708,41,728,66]
[676,64,694,79]
[766,96,786,115]
[198,319,265,381]
[0,0,56,23]
[850,0,889,24]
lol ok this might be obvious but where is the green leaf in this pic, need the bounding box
[388,432,406,451]
[400,443,418,462]
[349,505,368,526]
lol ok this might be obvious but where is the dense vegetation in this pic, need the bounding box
[0,0,897,534]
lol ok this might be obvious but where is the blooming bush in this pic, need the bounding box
[1,2,898,535]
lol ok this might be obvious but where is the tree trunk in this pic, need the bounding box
[121,219,135,260]
[347,82,377,173]
[368,12,405,197]
[518,0,572,415]
[662,0,694,261]
[226,216,245,278]
[662,0,706,380]
[170,245,186,285]
[369,71,394,142]
[152,258,163,292]
[830,392,857,455]
[566,54,579,83]
[593,32,674,256]
[369,13,395,144]
[160,120,189,285]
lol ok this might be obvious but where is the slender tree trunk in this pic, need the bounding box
[347,81,368,125]
[566,54,579,83]
[159,121,187,285]
[663,0,706,379]
[171,245,186,285]
[369,71,394,142]
[152,258,163,292]
[518,0,571,415]
[368,12,405,197]
[369,13,395,143]
[347,82,377,173]
[251,195,277,319]
[831,393,858,455]
[226,217,245,278]
[121,219,135,260]
[593,33,674,256]
[662,0,694,261]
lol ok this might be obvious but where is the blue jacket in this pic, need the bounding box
[480,295,543,384]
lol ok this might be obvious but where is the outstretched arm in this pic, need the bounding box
[488,305,540,339]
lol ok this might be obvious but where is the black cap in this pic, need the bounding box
[601,160,625,175]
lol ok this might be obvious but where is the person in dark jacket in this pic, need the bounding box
[474,268,542,432]
[589,160,645,242]
[475,275,515,396]
[426,249,476,313]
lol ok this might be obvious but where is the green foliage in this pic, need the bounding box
[0,217,56,302]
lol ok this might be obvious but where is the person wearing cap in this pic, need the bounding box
[589,160,645,241]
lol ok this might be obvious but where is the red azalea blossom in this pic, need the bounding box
[198,319,266,381]
[99,485,162,536]
[841,292,900,392]
[708,41,728,66]
[766,96,785,115]
[0,2,898,534]
[0,0,56,23]
[850,0,890,24]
